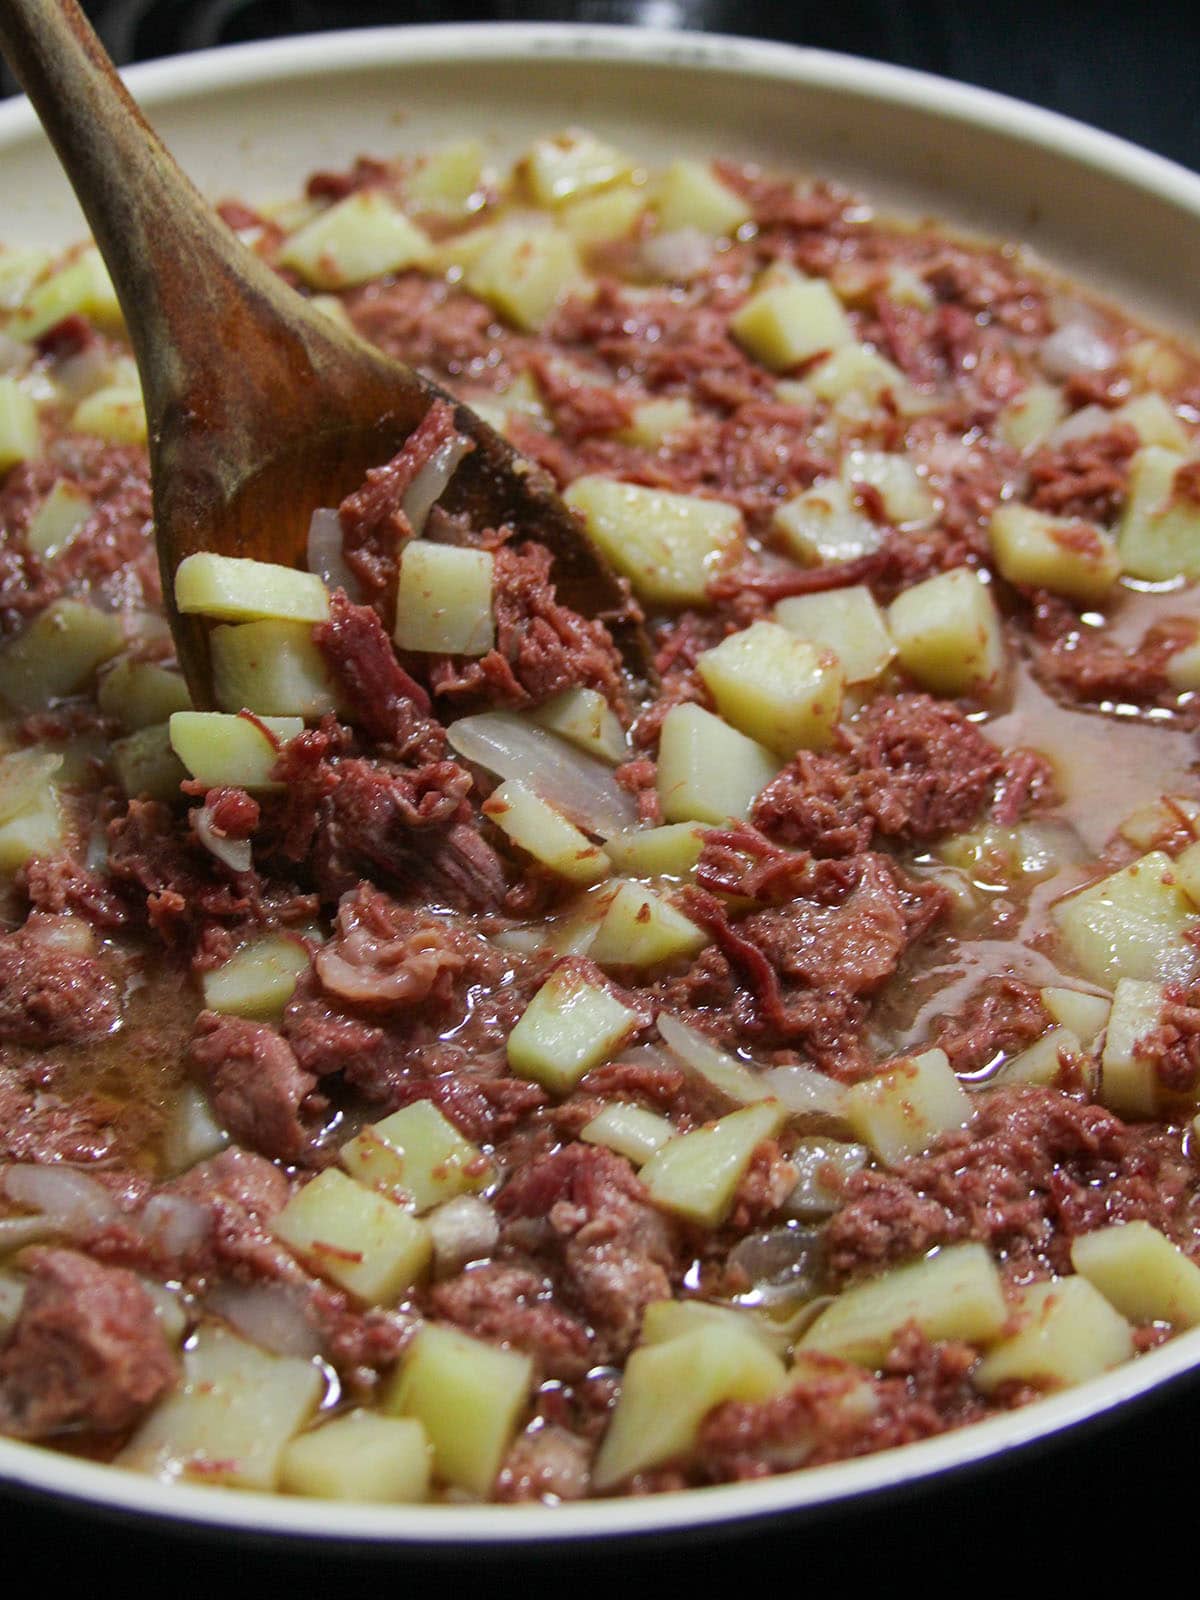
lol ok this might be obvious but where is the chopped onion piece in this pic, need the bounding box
[447,712,638,839]
[760,1065,848,1118]
[161,1083,230,1177]
[1,1164,118,1230]
[657,1012,773,1105]
[641,227,715,282]
[1040,319,1116,380]
[728,1225,825,1305]
[306,506,362,601]
[193,803,253,874]
[0,1272,26,1336]
[429,1194,499,1277]
[205,1281,322,1359]
[137,1193,211,1258]
[401,431,472,536]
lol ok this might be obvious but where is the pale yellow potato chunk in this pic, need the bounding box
[998,381,1067,451]
[1099,977,1168,1118]
[559,185,647,248]
[483,778,611,884]
[1165,635,1200,693]
[589,880,708,968]
[340,1100,491,1213]
[524,129,630,205]
[405,138,488,216]
[71,383,147,446]
[640,1100,786,1227]
[1072,1221,1200,1329]
[278,191,433,289]
[201,933,312,1021]
[211,618,339,720]
[97,657,191,732]
[841,448,935,525]
[0,245,50,312]
[731,278,853,372]
[1174,839,1200,904]
[0,748,62,827]
[272,1169,432,1306]
[656,702,781,825]
[774,585,896,685]
[564,476,742,606]
[844,1047,973,1165]
[1052,852,1199,988]
[696,620,843,757]
[804,342,908,405]
[393,542,494,656]
[386,1323,533,1498]
[996,1026,1085,1089]
[112,723,187,803]
[24,480,93,560]
[798,1243,1007,1368]
[617,397,695,448]
[653,159,752,237]
[592,1322,787,1490]
[989,503,1119,603]
[0,598,123,714]
[1118,793,1200,850]
[0,378,39,472]
[1041,986,1111,1045]
[168,711,303,791]
[8,246,121,341]
[280,1412,432,1503]
[580,1102,676,1166]
[1116,391,1190,451]
[0,786,63,874]
[604,821,706,879]
[772,479,883,566]
[175,553,331,624]
[463,223,589,332]
[507,962,640,1092]
[119,1325,323,1490]
[532,687,628,764]
[1118,446,1200,580]
[887,567,1005,697]
[973,1277,1133,1395]
[639,1298,782,1353]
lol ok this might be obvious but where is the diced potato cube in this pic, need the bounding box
[841,449,935,525]
[592,1322,787,1490]
[1114,392,1189,451]
[112,722,187,803]
[653,159,752,237]
[989,503,1119,603]
[507,962,641,1093]
[0,598,123,713]
[483,778,610,884]
[8,246,121,341]
[464,223,589,332]
[405,139,488,216]
[999,381,1068,451]
[168,711,303,791]
[805,342,909,405]
[1165,634,1200,693]
[96,658,190,733]
[589,880,708,968]
[394,542,494,656]
[24,480,93,560]
[0,377,39,472]
[0,748,62,825]
[0,245,50,312]
[1123,337,1187,393]
[202,933,311,1020]
[564,476,741,606]
[997,1026,1085,1089]
[844,1047,973,1165]
[386,1323,533,1498]
[1118,446,1200,581]
[272,1169,432,1305]
[71,383,147,446]
[559,185,647,248]
[339,1100,491,1213]
[1099,977,1169,1118]
[639,1298,783,1353]
[1072,1221,1200,1329]
[175,553,331,624]
[604,821,706,879]
[772,479,883,566]
[798,1242,1007,1368]
[973,1277,1133,1395]
[1117,793,1200,849]
[119,1325,323,1490]
[774,585,896,685]
[281,1411,431,1503]
[887,567,1005,698]
[581,1102,676,1166]
[731,278,853,372]
[211,618,340,720]
[1041,986,1111,1045]
[616,398,695,449]
[696,620,843,756]
[0,785,63,874]
[1052,852,1199,988]
[525,130,630,205]
[278,191,433,289]
[656,702,780,825]
[640,1100,786,1227]
[532,688,628,764]
[1174,839,1200,905]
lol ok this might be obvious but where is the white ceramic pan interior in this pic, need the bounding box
[1,21,1199,1547]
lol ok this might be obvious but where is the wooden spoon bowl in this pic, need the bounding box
[0,0,650,702]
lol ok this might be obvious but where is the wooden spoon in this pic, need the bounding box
[0,0,651,702]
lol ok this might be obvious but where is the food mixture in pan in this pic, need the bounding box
[1,129,1200,1505]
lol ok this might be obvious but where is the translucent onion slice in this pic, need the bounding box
[1040,318,1116,380]
[657,1012,773,1106]
[447,712,638,839]
[306,506,362,601]
[760,1065,848,1119]
[193,803,253,874]
[401,431,472,536]
[641,226,715,283]
[205,1281,322,1360]
[1,1163,118,1230]
[428,1194,499,1278]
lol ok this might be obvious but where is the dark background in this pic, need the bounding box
[3,1,1199,1590]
